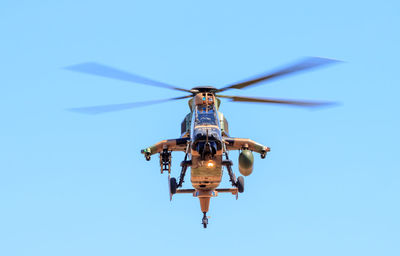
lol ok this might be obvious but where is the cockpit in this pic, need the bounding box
[191,93,222,159]
[193,93,218,126]
[195,107,218,126]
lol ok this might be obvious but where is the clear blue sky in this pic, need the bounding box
[1,1,399,255]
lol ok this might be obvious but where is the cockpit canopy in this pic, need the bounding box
[191,97,222,158]
[195,107,218,126]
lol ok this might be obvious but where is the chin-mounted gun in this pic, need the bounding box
[192,129,222,160]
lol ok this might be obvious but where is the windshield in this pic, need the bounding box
[195,106,218,126]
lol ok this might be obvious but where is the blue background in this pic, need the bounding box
[1,1,399,255]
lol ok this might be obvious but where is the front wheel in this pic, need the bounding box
[236,176,244,193]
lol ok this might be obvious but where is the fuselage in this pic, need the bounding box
[181,88,228,190]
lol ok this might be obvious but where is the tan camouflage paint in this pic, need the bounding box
[141,94,270,216]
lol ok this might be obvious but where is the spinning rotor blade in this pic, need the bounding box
[65,62,191,93]
[218,57,341,92]
[69,95,191,114]
[216,95,335,108]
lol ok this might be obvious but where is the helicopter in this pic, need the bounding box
[66,57,340,228]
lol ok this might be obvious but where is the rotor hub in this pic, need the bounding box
[190,86,218,93]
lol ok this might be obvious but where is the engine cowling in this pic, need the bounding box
[238,150,254,176]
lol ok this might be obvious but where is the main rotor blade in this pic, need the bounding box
[65,62,191,93]
[217,57,341,92]
[216,95,335,108]
[69,95,191,114]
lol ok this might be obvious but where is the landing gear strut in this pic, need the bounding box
[222,152,237,187]
[177,147,191,188]
[169,142,191,200]
[222,152,244,193]
[202,212,208,228]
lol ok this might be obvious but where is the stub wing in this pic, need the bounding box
[141,138,189,157]
[224,137,270,158]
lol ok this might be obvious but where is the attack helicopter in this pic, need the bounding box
[66,57,340,228]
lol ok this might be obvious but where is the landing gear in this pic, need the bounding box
[202,212,208,228]
[177,146,191,188]
[169,143,191,200]
[169,177,177,195]
[222,151,244,195]
[223,152,239,187]
[236,176,244,193]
